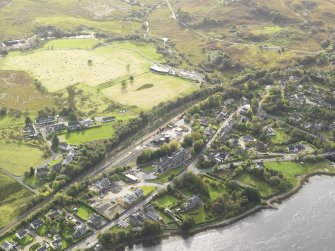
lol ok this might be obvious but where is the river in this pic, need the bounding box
[131,176,335,251]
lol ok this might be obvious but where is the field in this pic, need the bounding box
[0,71,55,112]
[60,124,116,145]
[0,141,47,176]
[0,0,144,40]
[2,41,163,92]
[0,172,33,228]
[265,160,333,185]
[102,72,198,109]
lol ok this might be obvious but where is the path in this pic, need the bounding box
[0,168,37,194]
[165,0,322,54]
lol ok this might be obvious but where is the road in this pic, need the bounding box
[68,192,158,251]
[188,106,242,174]
[0,168,37,194]
[0,110,185,236]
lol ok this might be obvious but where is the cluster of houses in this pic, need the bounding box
[155,148,189,174]
[22,125,39,140]
[34,144,77,180]
[124,188,144,205]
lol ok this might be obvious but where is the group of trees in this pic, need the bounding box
[137,140,180,164]
[247,166,291,192]
[174,172,209,197]
[208,182,260,217]
[99,221,161,247]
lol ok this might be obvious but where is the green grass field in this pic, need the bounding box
[3,41,163,92]
[60,124,116,145]
[102,72,198,110]
[265,160,333,185]
[0,141,47,176]
[44,38,100,49]
[0,172,33,228]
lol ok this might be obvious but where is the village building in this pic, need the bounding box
[143,204,160,221]
[182,195,200,211]
[30,219,43,230]
[72,225,87,239]
[0,241,14,251]
[80,118,94,128]
[62,148,76,165]
[51,163,62,173]
[22,125,39,140]
[87,214,103,229]
[124,193,137,205]
[36,166,49,179]
[51,238,62,250]
[96,178,111,192]
[129,211,145,227]
[288,144,305,153]
[134,188,144,198]
[36,244,47,251]
[150,64,170,74]
[200,117,209,127]
[125,173,138,183]
[101,116,116,123]
[265,126,276,136]
[15,228,27,240]
[155,148,189,174]
[36,116,55,126]
[68,120,81,131]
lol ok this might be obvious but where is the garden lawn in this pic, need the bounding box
[149,166,186,184]
[152,194,180,209]
[265,160,333,185]
[61,124,116,145]
[180,206,215,224]
[237,173,276,198]
[140,165,155,174]
[270,128,290,144]
[138,186,156,196]
[0,141,46,176]
[75,204,94,221]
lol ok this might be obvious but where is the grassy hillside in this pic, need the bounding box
[0,172,33,228]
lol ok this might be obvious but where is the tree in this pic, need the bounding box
[142,221,161,237]
[51,134,59,150]
[181,217,195,231]
[99,232,112,245]
[121,80,127,89]
[25,116,32,126]
[87,59,93,66]
[30,166,35,177]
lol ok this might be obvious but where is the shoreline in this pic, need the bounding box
[115,172,335,250]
